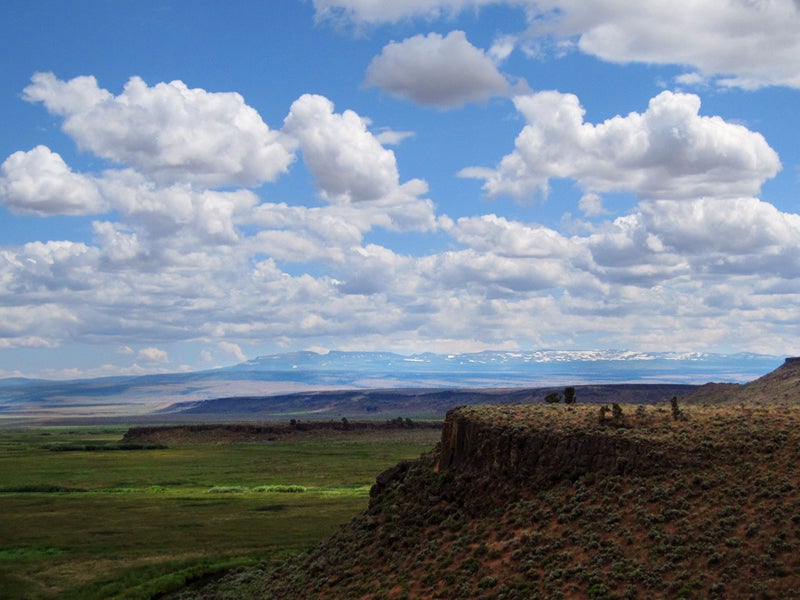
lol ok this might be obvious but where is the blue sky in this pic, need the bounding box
[2,0,800,378]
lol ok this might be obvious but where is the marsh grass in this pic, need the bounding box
[0,425,439,599]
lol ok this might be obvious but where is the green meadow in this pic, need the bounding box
[0,425,440,599]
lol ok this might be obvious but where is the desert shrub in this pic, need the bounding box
[587,582,611,599]
[545,392,561,404]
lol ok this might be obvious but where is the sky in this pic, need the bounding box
[1,0,800,379]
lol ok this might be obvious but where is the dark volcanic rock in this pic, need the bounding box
[438,407,667,482]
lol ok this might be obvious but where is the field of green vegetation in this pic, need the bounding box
[0,424,440,599]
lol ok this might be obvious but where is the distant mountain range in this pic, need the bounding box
[0,350,785,421]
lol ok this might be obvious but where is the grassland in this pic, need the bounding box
[0,424,440,599]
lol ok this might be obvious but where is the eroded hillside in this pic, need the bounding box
[179,402,800,599]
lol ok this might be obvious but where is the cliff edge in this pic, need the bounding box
[180,402,800,599]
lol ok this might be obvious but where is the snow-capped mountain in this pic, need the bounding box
[0,350,784,419]
[234,349,778,377]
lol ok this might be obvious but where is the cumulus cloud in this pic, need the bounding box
[540,0,800,89]
[461,90,780,201]
[0,146,106,215]
[4,63,800,367]
[581,213,689,287]
[335,244,414,295]
[249,203,367,265]
[283,94,399,202]
[578,195,800,289]
[23,72,295,187]
[0,305,73,349]
[0,242,98,348]
[317,0,800,90]
[137,347,169,363]
[4,240,100,295]
[445,214,576,258]
[434,214,600,295]
[365,31,510,107]
[640,198,800,277]
[282,94,439,233]
[0,74,447,358]
[97,170,260,245]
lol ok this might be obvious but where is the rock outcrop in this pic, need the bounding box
[181,401,800,600]
[437,406,673,484]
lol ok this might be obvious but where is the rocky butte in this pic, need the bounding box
[177,360,800,599]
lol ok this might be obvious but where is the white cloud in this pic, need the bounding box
[674,72,707,87]
[281,95,439,231]
[422,248,574,293]
[249,203,367,265]
[461,90,780,201]
[0,146,106,215]
[373,128,415,145]
[335,244,413,295]
[313,0,499,24]
[97,170,260,245]
[22,72,112,115]
[3,193,800,360]
[640,197,800,277]
[433,215,602,295]
[540,0,800,89]
[0,304,73,349]
[92,222,141,263]
[446,214,576,258]
[318,1,800,90]
[365,31,510,107]
[137,347,169,363]
[4,62,800,368]
[489,34,517,63]
[578,195,800,290]
[218,341,247,362]
[317,1,800,90]
[582,213,689,287]
[23,72,295,187]
[283,94,399,202]
[5,240,100,295]
[578,192,607,217]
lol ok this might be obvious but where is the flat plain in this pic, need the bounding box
[0,424,440,599]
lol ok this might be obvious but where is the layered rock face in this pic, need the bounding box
[437,406,672,484]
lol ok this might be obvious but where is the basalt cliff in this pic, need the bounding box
[180,392,800,600]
